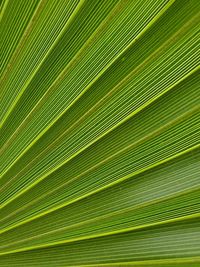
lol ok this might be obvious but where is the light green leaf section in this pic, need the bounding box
[0,219,200,266]
[0,0,199,265]
[0,149,199,254]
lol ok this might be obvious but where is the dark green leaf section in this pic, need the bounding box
[0,69,199,225]
[0,0,41,76]
[0,0,130,144]
[1,0,199,206]
[0,0,169,170]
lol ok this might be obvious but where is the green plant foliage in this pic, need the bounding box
[0,0,200,266]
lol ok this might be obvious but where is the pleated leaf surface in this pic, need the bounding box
[0,0,200,266]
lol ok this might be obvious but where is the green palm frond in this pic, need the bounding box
[0,0,199,266]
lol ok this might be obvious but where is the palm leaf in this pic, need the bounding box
[0,0,199,266]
